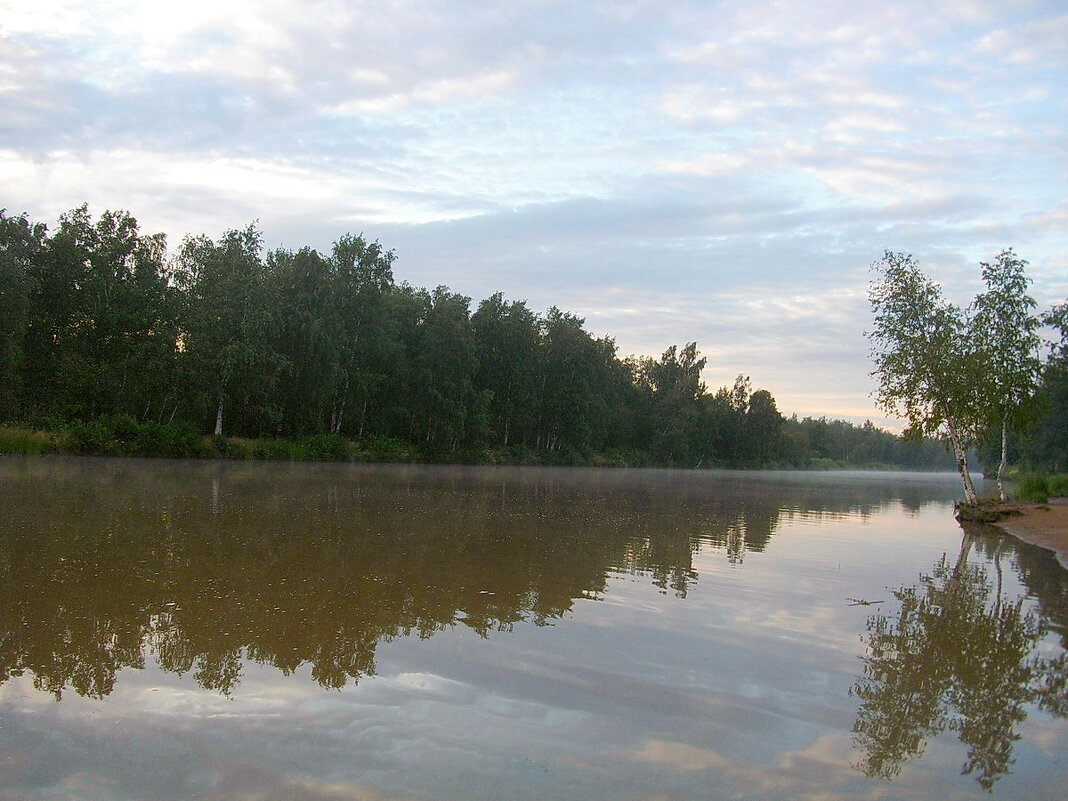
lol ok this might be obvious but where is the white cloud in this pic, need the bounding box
[329,69,518,113]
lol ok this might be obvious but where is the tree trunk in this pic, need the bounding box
[945,415,978,506]
[214,387,225,437]
[997,414,1008,503]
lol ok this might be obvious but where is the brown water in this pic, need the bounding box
[0,456,1065,800]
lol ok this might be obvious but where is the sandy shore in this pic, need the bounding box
[994,498,1068,571]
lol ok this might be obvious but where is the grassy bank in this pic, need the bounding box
[0,419,421,463]
[1011,471,1068,503]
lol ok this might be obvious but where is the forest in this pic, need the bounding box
[0,204,981,469]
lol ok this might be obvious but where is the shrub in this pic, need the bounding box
[68,419,118,455]
[135,420,201,458]
[1014,473,1049,504]
[108,414,140,449]
[250,438,304,461]
[0,428,57,454]
[1047,473,1068,497]
[302,433,351,461]
[362,436,414,463]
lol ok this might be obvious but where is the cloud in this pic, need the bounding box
[974,12,1068,65]
[327,69,519,113]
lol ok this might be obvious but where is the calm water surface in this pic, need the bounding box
[0,457,1065,801]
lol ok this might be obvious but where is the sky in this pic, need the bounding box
[2,0,1066,428]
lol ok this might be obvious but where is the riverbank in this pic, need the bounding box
[993,499,1068,571]
[0,424,946,472]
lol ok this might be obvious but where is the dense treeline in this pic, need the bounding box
[0,205,951,468]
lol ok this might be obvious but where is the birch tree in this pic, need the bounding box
[970,249,1042,501]
[176,225,281,436]
[867,251,982,505]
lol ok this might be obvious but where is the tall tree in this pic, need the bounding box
[15,205,176,422]
[535,308,606,456]
[471,293,541,448]
[266,246,338,435]
[175,225,282,436]
[867,251,981,505]
[410,286,479,453]
[327,234,396,437]
[970,249,1043,501]
[0,211,45,419]
[745,389,783,465]
[640,343,708,465]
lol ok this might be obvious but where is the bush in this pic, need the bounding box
[135,420,201,458]
[1047,473,1068,497]
[549,446,584,466]
[68,419,119,455]
[808,457,847,471]
[250,438,305,461]
[0,427,58,455]
[1014,473,1049,504]
[362,436,414,463]
[108,413,140,448]
[302,433,351,461]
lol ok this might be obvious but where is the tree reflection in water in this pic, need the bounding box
[0,461,795,698]
[850,530,1068,790]
[0,459,960,700]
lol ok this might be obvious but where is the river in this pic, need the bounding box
[0,456,1065,800]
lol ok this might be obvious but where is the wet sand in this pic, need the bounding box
[995,498,1068,571]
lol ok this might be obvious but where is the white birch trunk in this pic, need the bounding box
[945,415,978,506]
[213,388,224,437]
[997,415,1008,502]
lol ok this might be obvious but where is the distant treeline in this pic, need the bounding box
[0,205,952,468]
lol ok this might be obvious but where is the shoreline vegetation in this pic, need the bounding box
[0,420,944,472]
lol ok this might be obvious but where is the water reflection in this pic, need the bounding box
[1,458,963,699]
[851,528,1068,790]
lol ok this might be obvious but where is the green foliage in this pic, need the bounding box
[0,427,60,455]
[1014,473,1049,503]
[62,415,206,458]
[301,433,351,461]
[1048,473,1068,497]
[866,250,1046,503]
[867,251,976,440]
[361,436,416,463]
[0,204,974,471]
[1012,472,1068,503]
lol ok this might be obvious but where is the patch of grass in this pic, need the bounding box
[0,427,61,454]
[1014,473,1049,504]
[250,438,307,461]
[361,436,416,463]
[301,433,351,461]
[1047,473,1068,497]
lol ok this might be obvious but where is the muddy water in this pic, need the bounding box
[0,457,1064,800]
